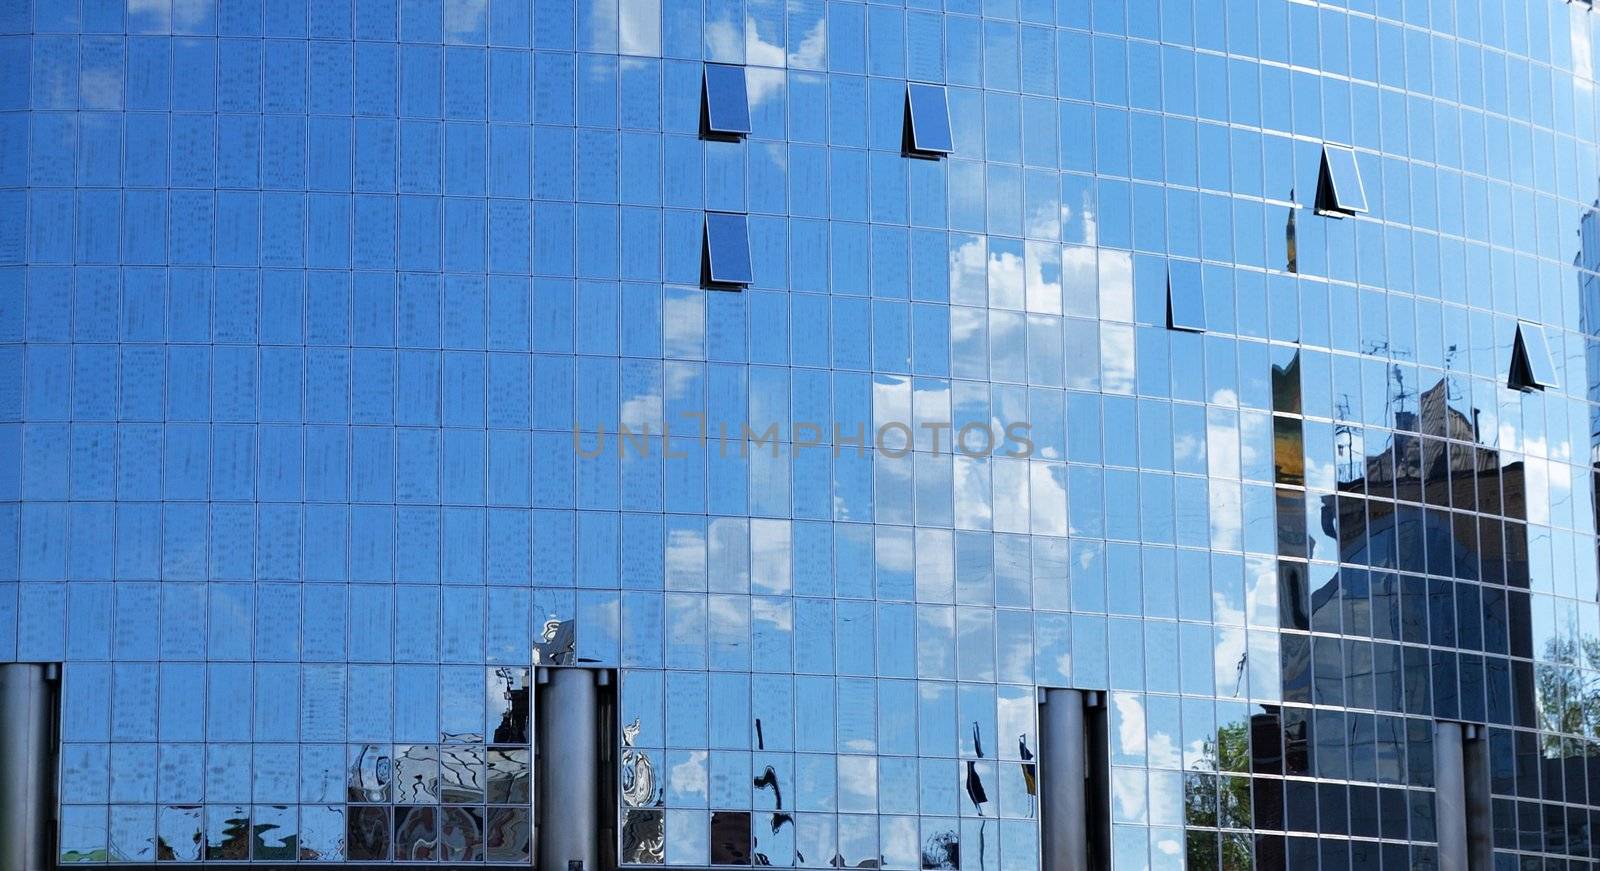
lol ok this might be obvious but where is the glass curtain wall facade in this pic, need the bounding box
[5,0,1600,867]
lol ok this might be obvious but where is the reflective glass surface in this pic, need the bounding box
[1167,264,1206,333]
[1513,322,1560,390]
[6,0,1600,868]
[701,64,751,138]
[1317,144,1369,216]
[704,212,753,287]
[906,83,955,156]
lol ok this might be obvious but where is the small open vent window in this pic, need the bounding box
[1509,321,1558,391]
[1166,263,1205,332]
[701,64,751,139]
[1316,144,1367,217]
[903,82,953,157]
[702,212,752,289]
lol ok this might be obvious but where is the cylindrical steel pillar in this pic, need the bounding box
[1039,688,1087,871]
[538,667,601,871]
[1463,727,1493,871]
[1434,721,1468,871]
[0,663,56,871]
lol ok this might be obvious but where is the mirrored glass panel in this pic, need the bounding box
[704,213,754,288]
[1316,144,1367,216]
[1510,322,1558,390]
[702,64,752,139]
[905,83,954,157]
[1167,267,1206,333]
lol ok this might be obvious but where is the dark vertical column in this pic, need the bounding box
[1462,725,1493,871]
[1434,721,1468,871]
[538,667,603,871]
[1083,694,1109,868]
[0,663,58,871]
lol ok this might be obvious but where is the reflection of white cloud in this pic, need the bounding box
[838,755,877,804]
[1575,13,1594,81]
[704,11,824,125]
[1025,240,1061,314]
[708,7,826,75]
[949,306,984,353]
[788,19,826,69]
[745,68,785,113]
[669,752,708,800]
[708,594,747,629]
[1238,413,1268,477]
[1098,250,1133,323]
[988,248,1025,309]
[1072,186,1097,244]
[1209,483,1242,553]
[1244,558,1276,627]
[619,0,662,56]
[1111,767,1146,824]
[949,236,988,305]
[80,70,121,110]
[876,529,915,573]
[128,0,171,33]
[1027,202,1057,241]
[1100,323,1135,395]
[751,519,791,591]
[1061,244,1097,317]
[445,0,487,41]
[621,384,663,431]
[1173,431,1206,470]
[1211,592,1244,628]
[1113,693,1145,758]
[1304,455,1336,489]
[1525,455,1550,526]
[172,0,211,31]
[665,526,706,585]
[1147,730,1181,769]
[704,17,742,62]
[1213,628,1247,698]
[752,597,792,632]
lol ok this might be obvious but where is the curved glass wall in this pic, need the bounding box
[5,0,1600,867]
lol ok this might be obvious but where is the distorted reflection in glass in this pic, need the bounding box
[484,807,531,862]
[392,744,440,804]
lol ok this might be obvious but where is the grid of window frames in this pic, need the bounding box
[10,0,1600,868]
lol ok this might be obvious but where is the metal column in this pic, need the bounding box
[1039,688,1087,871]
[538,667,602,871]
[0,663,57,871]
[1434,721,1468,871]
[1463,726,1493,871]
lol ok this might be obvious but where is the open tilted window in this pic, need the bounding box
[1166,262,1205,332]
[702,212,752,288]
[903,82,954,157]
[701,63,751,139]
[1509,321,1559,391]
[1316,143,1368,217]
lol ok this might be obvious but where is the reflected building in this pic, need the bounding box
[7,1,1600,870]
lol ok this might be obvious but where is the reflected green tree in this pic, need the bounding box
[1183,719,1254,870]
